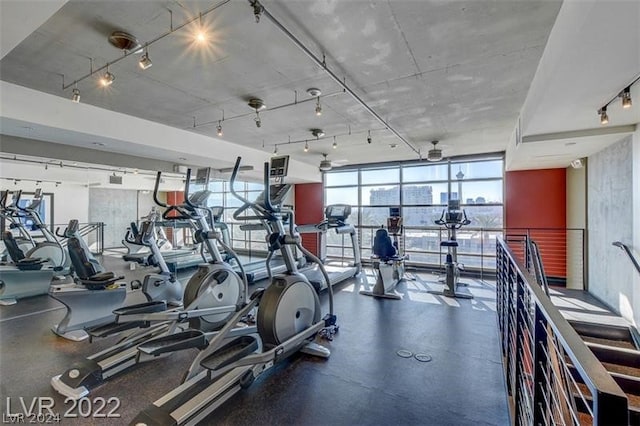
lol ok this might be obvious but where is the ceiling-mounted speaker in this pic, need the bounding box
[109,174,123,185]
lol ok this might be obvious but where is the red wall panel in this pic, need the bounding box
[294,183,324,256]
[505,169,566,278]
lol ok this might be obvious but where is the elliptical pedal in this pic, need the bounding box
[199,336,259,372]
[86,320,149,340]
[137,330,208,356]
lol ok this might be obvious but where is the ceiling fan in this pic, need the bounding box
[318,154,348,171]
[426,140,443,162]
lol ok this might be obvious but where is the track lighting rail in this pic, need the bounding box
[250,0,422,159]
[597,72,639,125]
[62,0,231,91]
[193,89,344,129]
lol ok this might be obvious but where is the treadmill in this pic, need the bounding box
[297,204,362,291]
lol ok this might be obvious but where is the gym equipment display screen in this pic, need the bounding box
[270,156,289,177]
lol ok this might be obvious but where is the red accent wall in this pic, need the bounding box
[505,169,566,278]
[164,191,184,242]
[294,183,324,256]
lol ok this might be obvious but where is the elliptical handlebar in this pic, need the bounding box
[230,157,274,222]
[153,169,199,221]
[262,162,275,214]
[229,157,250,207]
[153,171,168,208]
[435,207,471,229]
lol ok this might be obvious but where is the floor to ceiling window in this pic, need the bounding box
[323,155,504,272]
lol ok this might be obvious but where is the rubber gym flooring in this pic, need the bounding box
[0,254,509,425]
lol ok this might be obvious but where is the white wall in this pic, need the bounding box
[566,164,586,290]
[587,135,636,325]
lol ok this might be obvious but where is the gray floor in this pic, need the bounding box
[0,255,509,425]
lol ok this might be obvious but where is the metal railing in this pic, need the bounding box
[496,237,628,425]
[612,241,640,276]
[322,227,584,284]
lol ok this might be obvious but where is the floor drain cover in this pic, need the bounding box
[415,353,432,362]
[396,349,413,358]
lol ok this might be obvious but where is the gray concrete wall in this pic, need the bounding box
[587,136,635,323]
[633,128,640,327]
[89,188,137,248]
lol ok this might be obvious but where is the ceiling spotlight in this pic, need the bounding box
[311,128,325,138]
[139,49,152,70]
[315,97,322,116]
[427,140,443,162]
[195,31,208,44]
[599,107,609,125]
[332,136,337,149]
[248,98,265,128]
[621,87,632,109]
[71,87,80,103]
[100,68,115,87]
[133,169,139,175]
[217,121,223,136]
[273,145,278,156]
[304,141,309,152]
[367,130,372,144]
[390,143,398,149]
[195,14,209,45]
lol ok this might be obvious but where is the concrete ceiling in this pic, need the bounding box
[0,0,638,181]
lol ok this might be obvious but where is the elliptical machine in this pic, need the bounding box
[360,207,405,299]
[51,168,249,399]
[122,207,173,258]
[131,156,337,426]
[427,199,473,299]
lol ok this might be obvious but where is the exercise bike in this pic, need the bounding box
[360,207,406,299]
[48,215,184,342]
[427,199,473,299]
[130,156,337,426]
[51,168,249,399]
